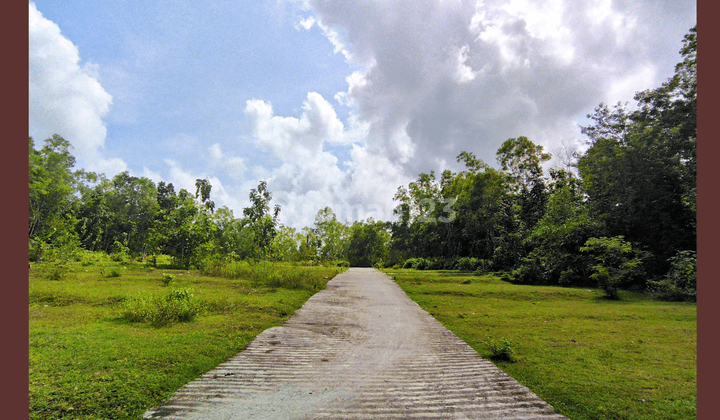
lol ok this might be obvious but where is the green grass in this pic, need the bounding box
[385,269,696,420]
[29,253,345,420]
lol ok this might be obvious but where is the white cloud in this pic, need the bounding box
[207,143,246,179]
[304,0,694,176]
[242,91,411,227]
[163,159,245,212]
[140,166,164,183]
[28,2,125,175]
[208,143,223,160]
[296,15,316,30]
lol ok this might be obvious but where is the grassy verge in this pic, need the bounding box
[385,269,696,420]
[29,254,345,420]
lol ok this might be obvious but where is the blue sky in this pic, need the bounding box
[29,0,696,228]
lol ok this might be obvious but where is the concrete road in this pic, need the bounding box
[143,268,567,419]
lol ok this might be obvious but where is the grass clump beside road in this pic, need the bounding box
[386,268,696,420]
[29,252,345,420]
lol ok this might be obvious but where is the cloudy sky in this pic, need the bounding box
[28,0,696,228]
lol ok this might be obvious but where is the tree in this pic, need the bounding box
[313,207,348,261]
[195,178,215,213]
[28,135,79,246]
[496,136,551,193]
[347,219,390,267]
[580,236,645,299]
[242,181,281,259]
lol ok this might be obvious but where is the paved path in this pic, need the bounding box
[143,268,567,419]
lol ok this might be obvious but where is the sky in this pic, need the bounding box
[28,0,696,229]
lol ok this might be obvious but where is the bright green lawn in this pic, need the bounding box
[29,256,344,420]
[386,269,696,420]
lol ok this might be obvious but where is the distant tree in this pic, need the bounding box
[313,207,348,261]
[195,178,215,213]
[242,181,281,259]
[347,219,390,267]
[28,135,79,246]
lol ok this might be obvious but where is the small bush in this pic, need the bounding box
[107,268,122,278]
[161,273,174,286]
[412,258,431,270]
[121,289,203,326]
[403,258,417,269]
[45,263,69,281]
[485,337,517,362]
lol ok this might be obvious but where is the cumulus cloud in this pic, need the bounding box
[308,0,695,174]
[208,143,246,180]
[243,92,411,227]
[28,2,125,174]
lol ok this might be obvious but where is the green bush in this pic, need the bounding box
[45,263,69,281]
[106,267,122,278]
[160,273,174,286]
[455,257,488,272]
[484,337,517,362]
[403,258,417,269]
[121,289,203,326]
[581,236,645,300]
[648,250,696,302]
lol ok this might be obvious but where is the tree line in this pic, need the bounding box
[29,27,695,301]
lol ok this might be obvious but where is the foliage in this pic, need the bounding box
[484,337,517,362]
[161,273,174,286]
[44,262,70,281]
[648,250,696,302]
[347,218,390,267]
[580,236,646,299]
[242,181,281,259]
[121,289,203,326]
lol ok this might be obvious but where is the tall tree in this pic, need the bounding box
[28,135,79,245]
[242,181,281,259]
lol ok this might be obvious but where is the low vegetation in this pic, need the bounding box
[29,252,345,420]
[387,269,696,420]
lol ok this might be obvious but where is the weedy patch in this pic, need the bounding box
[121,289,203,326]
[106,267,123,278]
[161,273,175,286]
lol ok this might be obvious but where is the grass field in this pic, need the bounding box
[385,269,696,420]
[29,253,345,420]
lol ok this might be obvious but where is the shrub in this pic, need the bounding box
[403,258,417,269]
[455,257,488,272]
[484,337,517,362]
[121,289,203,326]
[160,273,174,286]
[581,236,644,300]
[648,250,697,302]
[413,258,432,270]
[45,263,69,281]
[106,268,122,278]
